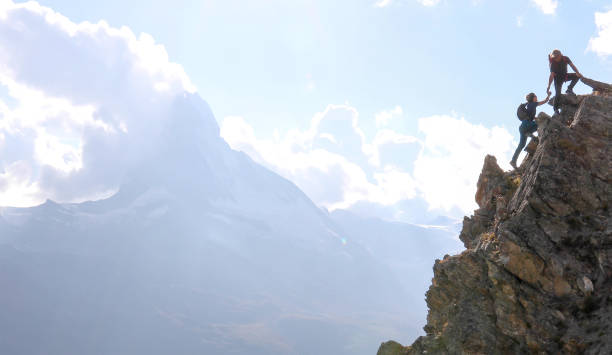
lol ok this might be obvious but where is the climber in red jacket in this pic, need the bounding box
[546,49,583,115]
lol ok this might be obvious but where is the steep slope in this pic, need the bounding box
[0,93,413,355]
[379,83,612,354]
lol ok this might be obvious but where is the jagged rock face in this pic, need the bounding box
[379,92,612,354]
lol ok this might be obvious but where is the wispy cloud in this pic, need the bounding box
[375,106,403,128]
[375,0,393,7]
[530,0,558,15]
[305,73,316,92]
[418,0,441,6]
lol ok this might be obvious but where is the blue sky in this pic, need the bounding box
[1,0,611,222]
[34,0,612,132]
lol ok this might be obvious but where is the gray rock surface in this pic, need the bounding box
[581,77,612,94]
[379,88,612,354]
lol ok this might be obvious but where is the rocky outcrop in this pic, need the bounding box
[581,77,612,95]
[379,85,612,354]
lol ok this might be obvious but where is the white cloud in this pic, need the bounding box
[365,128,420,167]
[417,0,440,6]
[221,106,420,211]
[588,9,612,57]
[375,105,403,128]
[0,0,195,206]
[413,115,514,212]
[221,107,515,217]
[0,160,40,206]
[530,0,558,15]
[375,0,393,8]
[375,0,440,8]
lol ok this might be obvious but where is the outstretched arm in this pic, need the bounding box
[569,62,582,78]
[546,72,554,94]
[537,93,551,106]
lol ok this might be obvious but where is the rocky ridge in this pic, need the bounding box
[379,78,612,354]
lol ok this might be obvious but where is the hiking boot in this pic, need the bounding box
[510,160,518,169]
[566,88,575,95]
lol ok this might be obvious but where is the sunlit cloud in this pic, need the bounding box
[221,106,420,211]
[0,0,195,206]
[221,106,515,217]
[413,115,514,212]
[588,9,612,57]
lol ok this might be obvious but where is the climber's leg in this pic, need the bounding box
[566,73,579,94]
[553,76,564,113]
[511,130,528,168]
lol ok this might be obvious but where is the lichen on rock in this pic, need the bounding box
[378,83,612,355]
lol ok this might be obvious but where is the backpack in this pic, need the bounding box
[517,103,529,121]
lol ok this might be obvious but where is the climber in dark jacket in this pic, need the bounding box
[546,49,583,114]
[510,92,550,169]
